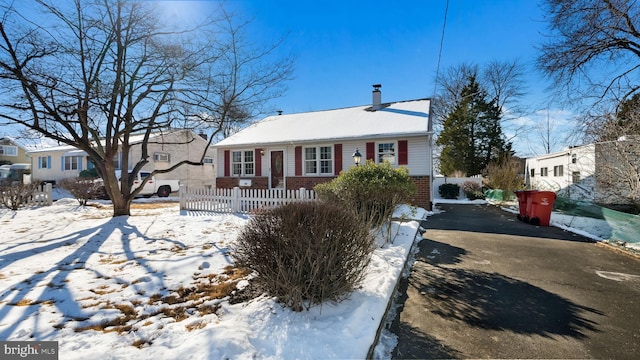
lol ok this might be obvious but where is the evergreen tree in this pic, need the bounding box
[437,75,510,176]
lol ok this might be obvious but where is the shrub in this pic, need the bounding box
[314,161,416,229]
[79,167,99,179]
[484,155,524,193]
[461,181,484,200]
[232,201,375,311]
[59,177,102,205]
[0,180,40,210]
[438,183,460,199]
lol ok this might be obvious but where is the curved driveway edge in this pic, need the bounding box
[391,203,640,359]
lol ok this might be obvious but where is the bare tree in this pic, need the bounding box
[0,0,292,216]
[432,61,526,131]
[538,0,640,106]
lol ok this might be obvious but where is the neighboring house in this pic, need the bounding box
[213,86,433,210]
[27,129,216,187]
[0,136,31,164]
[526,136,640,205]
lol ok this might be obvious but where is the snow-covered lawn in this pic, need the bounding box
[0,196,427,359]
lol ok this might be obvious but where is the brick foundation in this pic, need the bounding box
[216,175,431,211]
[216,177,269,189]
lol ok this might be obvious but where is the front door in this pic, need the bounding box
[270,151,284,189]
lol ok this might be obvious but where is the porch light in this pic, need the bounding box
[352,148,362,166]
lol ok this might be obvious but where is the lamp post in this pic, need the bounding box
[352,148,362,166]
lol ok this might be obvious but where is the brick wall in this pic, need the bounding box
[216,177,269,189]
[410,175,431,211]
[216,175,432,210]
[285,176,336,191]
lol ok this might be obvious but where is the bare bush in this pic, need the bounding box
[0,181,40,210]
[484,155,524,193]
[232,201,375,311]
[461,181,484,200]
[59,177,102,206]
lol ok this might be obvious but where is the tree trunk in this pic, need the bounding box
[111,195,131,217]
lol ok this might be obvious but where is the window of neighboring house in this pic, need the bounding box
[113,153,121,170]
[38,156,51,169]
[232,150,254,176]
[203,157,214,164]
[304,146,333,175]
[572,171,580,184]
[154,152,170,162]
[63,156,81,171]
[540,167,548,176]
[0,145,18,156]
[530,168,535,177]
[554,165,564,177]
[377,142,396,164]
[571,153,577,164]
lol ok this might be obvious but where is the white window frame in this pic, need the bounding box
[304,145,333,175]
[39,156,50,169]
[232,150,254,176]
[377,141,397,164]
[554,165,564,177]
[0,145,18,156]
[540,167,548,177]
[63,156,81,171]
[153,152,170,162]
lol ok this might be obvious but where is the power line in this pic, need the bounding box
[433,0,449,100]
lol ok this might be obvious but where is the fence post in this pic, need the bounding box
[299,187,306,201]
[179,184,185,210]
[45,183,52,205]
[232,187,240,213]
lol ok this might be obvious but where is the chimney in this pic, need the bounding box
[372,84,382,110]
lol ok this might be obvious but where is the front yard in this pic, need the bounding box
[0,198,425,359]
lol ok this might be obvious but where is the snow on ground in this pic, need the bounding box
[0,194,429,360]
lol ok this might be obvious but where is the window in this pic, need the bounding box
[113,152,121,170]
[63,156,81,171]
[572,171,580,184]
[540,167,548,176]
[154,152,170,162]
[203,157,214,164]
[571,154,577,164]
[304,146,333,175]
[0,145,18,156]
[530,168,535,177]
[377,142,396,164]
[38,156,51,169]
[554,165,564,177]
[232,150,254,176]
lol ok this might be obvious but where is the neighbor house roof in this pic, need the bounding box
[214,98,431,147]
[26,129,195,155]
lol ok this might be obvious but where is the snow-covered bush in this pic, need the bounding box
[233,201,375,311]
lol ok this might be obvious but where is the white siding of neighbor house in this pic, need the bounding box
[29,130,216,187]
[526,144,596,201]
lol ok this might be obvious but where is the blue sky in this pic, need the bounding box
[216,0,575,156]
[225,0,553,112]
[8,0,573,156]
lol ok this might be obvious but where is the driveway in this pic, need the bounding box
[391,203,640,359]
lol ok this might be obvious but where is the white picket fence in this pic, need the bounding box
[0,182,53,207]
[179,185,317,214]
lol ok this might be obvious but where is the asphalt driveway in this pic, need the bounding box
[391,203,640,359]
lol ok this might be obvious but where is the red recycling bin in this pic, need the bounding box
[527,191,557,226]
[515,190,538,222]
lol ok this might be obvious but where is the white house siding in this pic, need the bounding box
[526,144,596,201]
[29,130,216,187]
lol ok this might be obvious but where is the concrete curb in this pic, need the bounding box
[366,219,424,359]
